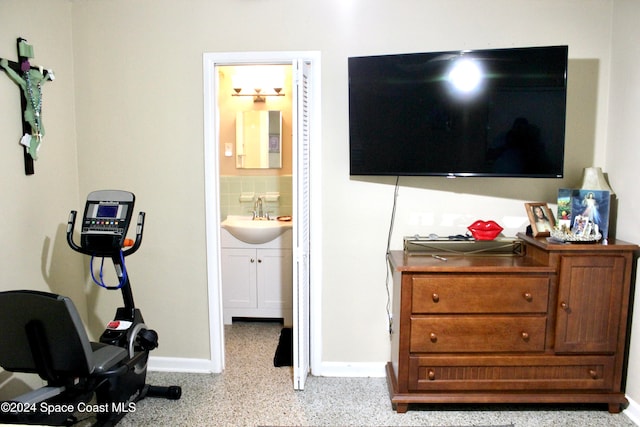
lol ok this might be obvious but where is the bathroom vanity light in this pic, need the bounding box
[231,66,285,102]
[232,87,284,102]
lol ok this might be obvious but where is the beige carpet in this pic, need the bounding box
[110,321,636,427]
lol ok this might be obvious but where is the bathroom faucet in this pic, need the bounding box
[253,196,266,220]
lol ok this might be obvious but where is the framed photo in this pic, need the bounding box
[525,202,556,237]
[269,135,280,153]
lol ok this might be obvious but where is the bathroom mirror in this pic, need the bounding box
[236,110,282,169]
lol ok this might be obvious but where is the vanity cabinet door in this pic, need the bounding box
[257,249,293,310]
[221,248,257,308]
[555,255,626,354]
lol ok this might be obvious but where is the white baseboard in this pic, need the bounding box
[148,356,216,373]
[147,357,387,378]
[315,361,386,378]
[624,395,640,425]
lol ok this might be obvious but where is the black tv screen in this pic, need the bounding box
[348,45,568,177]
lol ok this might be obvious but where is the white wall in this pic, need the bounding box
[0,0,82,298]
[0,0,83,395]
[4,0,640,408]
[68,0,617,363]
[609,0,640,404]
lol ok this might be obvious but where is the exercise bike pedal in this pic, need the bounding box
[145,385,182,400]
[137,328,159,350]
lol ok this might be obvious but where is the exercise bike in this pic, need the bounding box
[0,190,180,426]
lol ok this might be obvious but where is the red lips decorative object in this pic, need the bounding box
[467,220,503,240]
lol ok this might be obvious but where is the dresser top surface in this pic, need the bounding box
[388,250,553,273]
[516,233,638,252]
[390,233,638,273]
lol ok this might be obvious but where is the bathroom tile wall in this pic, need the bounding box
[220,175,293,219]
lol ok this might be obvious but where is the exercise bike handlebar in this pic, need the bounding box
[67,210,146,257]
[127,212,145,256]
[66,210,82,253]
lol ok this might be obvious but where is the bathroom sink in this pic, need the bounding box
[221,215,292,244]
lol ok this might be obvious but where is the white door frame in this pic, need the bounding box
[203,51,322,376]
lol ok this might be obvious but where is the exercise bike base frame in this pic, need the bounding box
[66,190,181,425]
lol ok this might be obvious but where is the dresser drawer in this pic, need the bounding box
[412,275,549,314]
[408,355,615,391]
[410,316,547,353]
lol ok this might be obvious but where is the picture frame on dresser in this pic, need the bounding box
[525,202,555,237]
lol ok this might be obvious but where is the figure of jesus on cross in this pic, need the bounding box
[0,38,54,173]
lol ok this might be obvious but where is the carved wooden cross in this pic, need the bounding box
[0,38,54,175]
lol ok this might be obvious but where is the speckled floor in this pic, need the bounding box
[114,321,636,427]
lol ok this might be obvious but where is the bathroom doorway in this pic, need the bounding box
[203,52,321,390]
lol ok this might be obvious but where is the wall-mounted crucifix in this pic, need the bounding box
[0,38,54,175]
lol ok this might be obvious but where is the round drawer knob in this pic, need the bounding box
[589,369,598,379]
[521,331,530,341]
[560,301,569,311]
[427,369,436,380]
[432,293,440,303]
[523,292,533,302]
[430,332,437,343]
[250,258,255,263]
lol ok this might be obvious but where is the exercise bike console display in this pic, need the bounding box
[80,190,135,256]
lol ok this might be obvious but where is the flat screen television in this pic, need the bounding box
[348,45,568,177]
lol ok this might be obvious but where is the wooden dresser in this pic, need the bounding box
[387,233,637,413]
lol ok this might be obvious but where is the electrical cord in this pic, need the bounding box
[90,250,128,289]
[385,176,400,337]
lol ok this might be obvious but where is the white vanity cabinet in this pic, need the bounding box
[220,228,293,325]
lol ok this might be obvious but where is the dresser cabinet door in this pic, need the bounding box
[555,255,626,353]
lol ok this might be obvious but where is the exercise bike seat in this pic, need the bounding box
[0,290,128,381]
[0,290,133,424]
